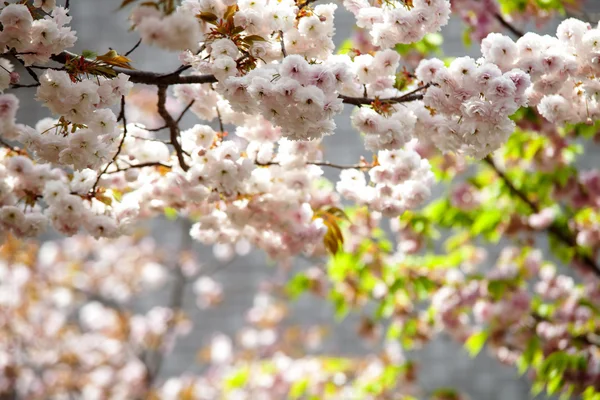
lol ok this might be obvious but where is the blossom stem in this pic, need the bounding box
[124,38,142,57]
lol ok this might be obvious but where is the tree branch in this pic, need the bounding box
[105,162,171,174]
[257,160,372,170]
[157,85,189,171]
[483,156,600,277]
[493,13,524,38]
[339,84,430,106]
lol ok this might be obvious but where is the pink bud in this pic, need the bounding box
[9,72,19,85]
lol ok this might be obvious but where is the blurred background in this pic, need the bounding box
[12,1,600,398]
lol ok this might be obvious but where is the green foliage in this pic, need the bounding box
[465,330,489,357]
[395,33,443,56]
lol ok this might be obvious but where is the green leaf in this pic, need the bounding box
[465,330,488,357]
[547,375,563,395]
[289,379,309,399]
[286,274,310,299]
[164,207,178,220]
[81,49,97,59]
[337,39,354,55]
[471,209,504,236]
[224,366,249,390]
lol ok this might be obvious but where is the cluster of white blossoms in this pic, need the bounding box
[0,235,184,399]
[414,56,530,159]
[0,4,75,65]
[349,49,419,151]
[343,0,451,48]
[132,6,202,52]
[218,55,349,141]
[0,149,139,239]
[21,70,133,170]
[337,146,435,217]
[480,19,600,125]
[188,138,336,260]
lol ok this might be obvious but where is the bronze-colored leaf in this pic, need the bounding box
[223,4,237,20]
[119,0,139,9]
[197,12,218,23]
[244,35,266,44]
[96,50,134,70]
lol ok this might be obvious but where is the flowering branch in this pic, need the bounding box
[483,156,600,277]
[46,51,428,107]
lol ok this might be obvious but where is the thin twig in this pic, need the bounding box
[279,30,287,58]
[157,85,189,171]
[13,55,40,84]
[493,13,524,38]
[105,162,171,174]
[176,100,195,124]
[215,105,224,133]
[257,160,372,170]
[483,156,599,277]
[91,96,128,192]
[124,38,142,57]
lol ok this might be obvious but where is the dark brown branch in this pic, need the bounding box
[106,162,171,174]
[92,96,128,192]
[157,85,189,171]
[493,13,524,38]
[257,160,372,170]
[339,84,430,106]
[124,39,142,57]
[483,156,599,277]
[50,51,217,86]
[9,83,40,89]
[0,138,21,152]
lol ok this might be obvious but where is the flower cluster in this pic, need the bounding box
[337,146,434,217]
[343,0,450,49]
[132,6,202,52]
[219,55,349,141]
[415,56,530,159]
[0,4,76,65]
[0,235,173,399]
[479,20,600,125]
[22,70,133,170]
